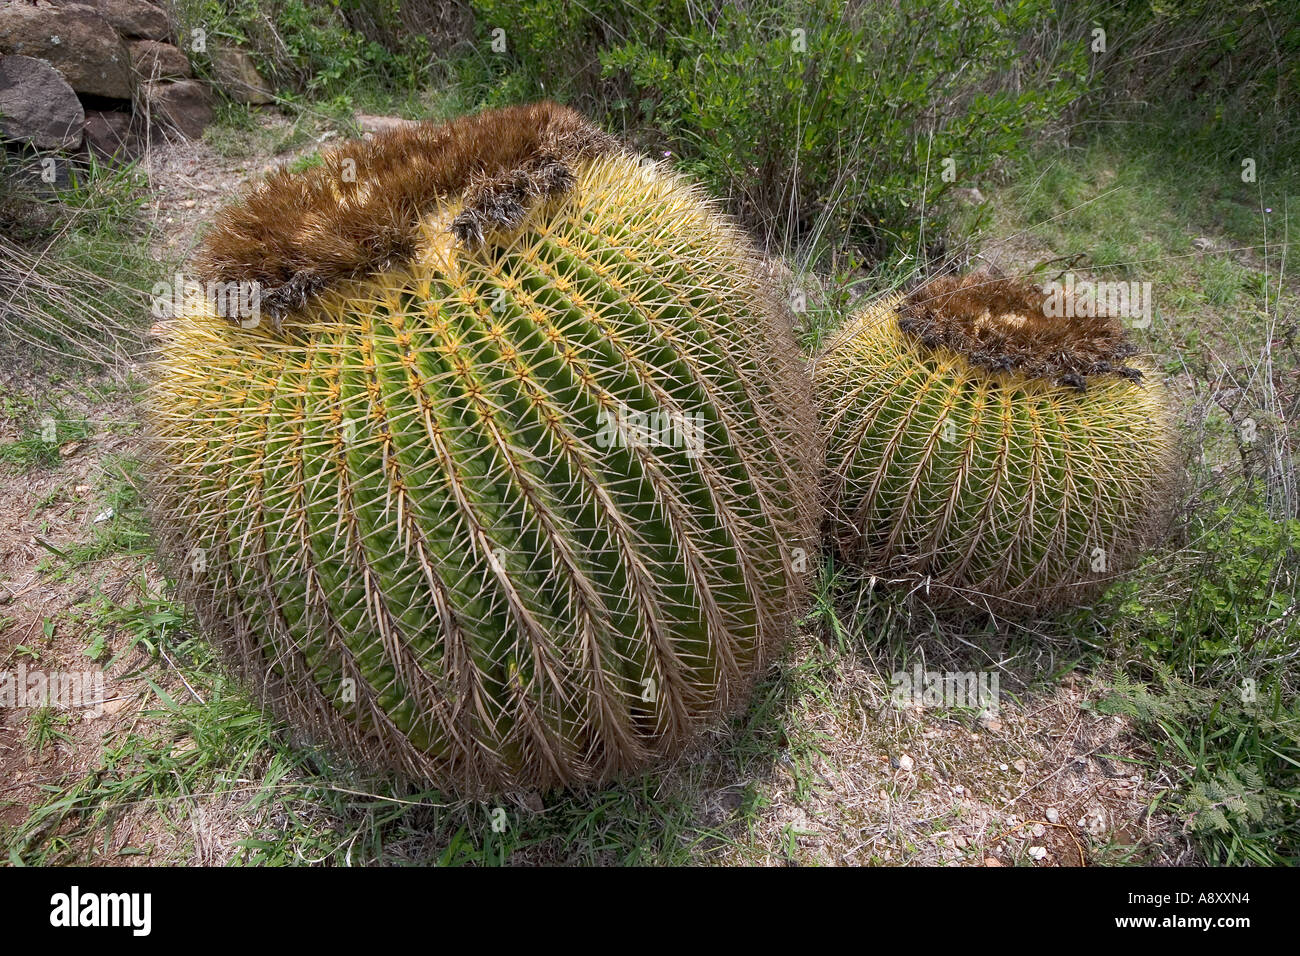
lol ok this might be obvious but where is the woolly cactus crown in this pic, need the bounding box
[148,103,819,795]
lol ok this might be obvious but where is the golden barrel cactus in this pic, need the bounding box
[815,273,1175,612]
[147,104,818,795]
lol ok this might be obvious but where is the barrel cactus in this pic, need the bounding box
[815,273,1175,612]
[147,103,819,795]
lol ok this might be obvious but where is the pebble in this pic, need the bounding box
[1028,846,1048,862]
[1045,808,1060,824]
[898,754,914,772]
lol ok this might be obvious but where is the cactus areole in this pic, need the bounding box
[816,273,1175,614]
[147,103,819,795]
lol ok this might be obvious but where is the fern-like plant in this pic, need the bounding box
[815,273,1175,612]
[147,103,819,795]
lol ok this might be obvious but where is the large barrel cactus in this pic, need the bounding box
[816,273,1175,612]
[147,103,818,794]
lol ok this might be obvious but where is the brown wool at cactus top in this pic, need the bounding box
[196,101,621,323]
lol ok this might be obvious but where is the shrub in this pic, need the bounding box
[600,0,1087,264]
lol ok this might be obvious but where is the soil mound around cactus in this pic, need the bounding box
[897,273,1141,389]
[195,101,620,322]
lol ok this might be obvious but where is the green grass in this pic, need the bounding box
[0,412,93,472]
[25,706,75,757]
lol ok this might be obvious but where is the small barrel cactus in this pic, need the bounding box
[147,103,818,795]
[815,273,1175,612]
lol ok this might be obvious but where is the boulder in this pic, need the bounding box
[0,54,84,149]
[0,2,133,99]
[84,107,139,159]
[129,38,190,79]
[95,0,170,41]
[210,45,273,104]
[142,78,211,139]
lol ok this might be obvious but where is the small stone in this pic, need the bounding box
[1028,846,1048,861]
[982,856,1003,867]
[1031,823,1046,838]
[1013,759,1027,772]
[999,763,1009,771]
[1192,237,1215,252]
[1045,807,1060,824]
[898,754,914,772]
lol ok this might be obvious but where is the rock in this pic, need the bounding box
[1028,845,1048,861]
[951,186,986,204]
[96,0,170,40]
[142,78,212,139]
[128,39,190,79]
[0,2,134,99]
[210,45,273,104]
[1192,236,1215,252]
[357,113,420,137]
[897,754,914,772]
[0,54,84,149]
[84,108,138,159]
[982,856,1003,867]
[1044,807,1060,824]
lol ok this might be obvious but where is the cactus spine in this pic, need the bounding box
[148,109,818,795]
[816,275,1174,612]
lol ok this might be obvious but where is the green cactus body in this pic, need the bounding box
[149,150,818,794]
[816,283,1175,612]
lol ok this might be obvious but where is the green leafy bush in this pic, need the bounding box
[172,0,434,99]
[1110,501,1300,668]
[599,0,1087,264]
